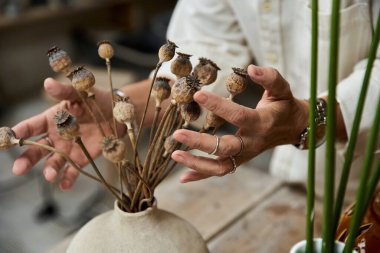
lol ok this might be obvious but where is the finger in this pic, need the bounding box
[180,170,212,183]
[171,150,234,177]
[194,91,257,126]
[12,138,51,176]
[43,153,66,182]
[44,78,79,101]
[60,166,80,191]
[173,129,242,157]
[247,65,291,99]
[12,113,48,139]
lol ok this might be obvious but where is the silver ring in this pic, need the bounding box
[209,135,220,155]
[229,156,237,174]
[234,135,244,156]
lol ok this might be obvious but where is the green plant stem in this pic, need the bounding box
[306,1,318,252]
[343,88,380,253]
[74,136,129,210]
[323,0,340,252]
[333,8,380,237]
[135,62,162,157]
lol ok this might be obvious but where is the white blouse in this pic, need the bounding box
[156,0,380,199]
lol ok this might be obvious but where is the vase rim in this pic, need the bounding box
[114,199,157,217]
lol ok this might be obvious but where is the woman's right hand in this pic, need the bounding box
[11,78,124,191]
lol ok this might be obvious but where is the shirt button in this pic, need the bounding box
[262,1,272,12]
[266,52,278,64]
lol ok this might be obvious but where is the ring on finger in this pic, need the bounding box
[234,135,244,157]
[229,156,237,174]
[209,135,220,155]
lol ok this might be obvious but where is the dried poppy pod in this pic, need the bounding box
[204,111,225,130]
[47,46,72,74]
[171,52,192,79]
[225,67,249,99]
[193,58,221,86]
[0,127,19,151]
[97,40,114,60]
[71,66,96,98]
[158,40,178,63]
[163,135,177,157]
[113,100,135,129]
[151,77,171,107]
[181,101,201,128]
[102,136,126,163]
[54,111,80,140]
[171,74,201,105]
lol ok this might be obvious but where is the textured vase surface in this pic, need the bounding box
[67,201,209,253]
[289,238,355,253]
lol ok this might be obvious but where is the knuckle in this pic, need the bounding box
[230,109,248,125]
[207,100,219,112]
[215,161,228,177]
[219,138,233,156]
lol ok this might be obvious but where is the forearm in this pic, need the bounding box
[320,96,348,142]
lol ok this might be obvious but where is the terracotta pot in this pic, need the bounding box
[67,201,209,253]
[336,188,380,253]
[289,238,349,253]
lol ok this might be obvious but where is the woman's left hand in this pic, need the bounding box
[171,64,309,183]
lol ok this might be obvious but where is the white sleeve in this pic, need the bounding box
[336,3,380,156]
[157,0,253,97]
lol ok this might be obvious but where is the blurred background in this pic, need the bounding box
[0,0,177,252]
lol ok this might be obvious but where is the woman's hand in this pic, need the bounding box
[12,78,124,191]
[171,64,309,183]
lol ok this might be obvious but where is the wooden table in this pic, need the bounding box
[46,157,323,253]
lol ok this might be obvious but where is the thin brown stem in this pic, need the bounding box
[106,59,118,137]
[89,98,114,136]
[149,110,179,178]
[143,104,176,181]
[135,62,162,158]
[20,139,130,208]
[74,136,128,210]
[149,106,161,144]
[75,90,107,138]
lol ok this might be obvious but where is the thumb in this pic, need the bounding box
[247,65,292,100]
[44,78,79,101]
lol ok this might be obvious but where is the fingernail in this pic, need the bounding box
[13,166,23,176]
[45,167,57,181]
[61,180,72,190]
[173,131,187,143]
[195,92,208,104]
[172,152,185,162]
[254,66,263,76]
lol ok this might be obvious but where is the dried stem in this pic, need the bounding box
[20,138,130,210]
[75,90,107,138]
[89,98,114,136]
[106,59,118,137]
[135,62,163,158]
[143,104,176,181]
[149,106,161,144]
[74,136,128,210]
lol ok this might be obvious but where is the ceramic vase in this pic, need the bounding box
[289,238,354,253]
[67,201,209,253]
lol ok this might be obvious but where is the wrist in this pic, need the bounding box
[294,98,327,149]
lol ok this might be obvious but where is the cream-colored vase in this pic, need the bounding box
[67,201,209,253]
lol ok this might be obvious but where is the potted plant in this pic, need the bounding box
[292,0,380,252]
[0,35,251,252]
